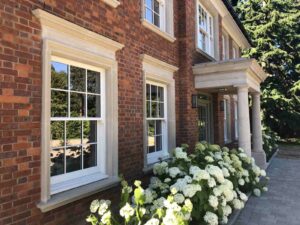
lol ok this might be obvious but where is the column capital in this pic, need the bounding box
[235,85,249,92]
[251,92,261,97]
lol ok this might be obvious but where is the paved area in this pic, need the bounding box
[234,145,300,225]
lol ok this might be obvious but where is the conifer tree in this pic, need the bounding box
[235,0,300,138]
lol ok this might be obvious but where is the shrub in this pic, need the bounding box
[86,143,268,225]
[262,127,280,160]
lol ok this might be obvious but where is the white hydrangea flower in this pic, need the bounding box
[222,216,228,224]
[98,200,111,216]
[223,188,234,202]
[120,203,135,220]
[222,168,230,177]
[205,156,214,163]
[174,147,188,160]
[213,187,222,197]
[252,166,261,176]
[206,165,225,183]
[204,211,218,225]
[150,177,162,189]
[184,199,193,212]
[162,210,178,225]
[183,184,201,198]
[263,187,268,192]
[238,179,245,186]
[169,167,181,178]
[260,170,266,177]
[145,218,160,225]
[208,177,217,188]
[174,193,185,204]
[190,166,210,181]
[90,200,100,213]
[151,197,166,211]
[253,188,261,197]
[242,170,249,177]
[214,152,223,160]
[101,211,111,224]
[233,199,244,209]
[208,195,219,209]
[153,161,168,175]
[184,175,193,183]
[164,178,171,183]
[222,205,232,216]
[239,192,248,201]
[145,188,155,204]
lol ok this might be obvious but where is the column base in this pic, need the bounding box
[252,151,267,169]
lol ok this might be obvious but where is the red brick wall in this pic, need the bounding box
[0,0,180,224]
[0,0,240,224]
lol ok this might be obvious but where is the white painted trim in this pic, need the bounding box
[34,9,121,207]
[193,58,268,92]
[142,54,177,168]
[102,0,120,8]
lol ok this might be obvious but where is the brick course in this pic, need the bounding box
[0,0,241,224]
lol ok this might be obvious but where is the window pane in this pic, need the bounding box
[51,90,68,117]
[87,70,101,94]
[70,92,85,117]
[87,94,101,117]
[156,135,162,151]
[51,62,68,90]
[155,120,162,135]
[66,121,82,146]
[84,144,97,169]
[51,121,65,148]
[148,121,155,153]
[148,120,155,136]
[158,102,164,117]
[151,85,157,101]
[158,86,164,101]
[70,66,86,92]
[151,101,158,117]
[66,146,82,173]
[154,0,159,13]
[50,147,64,176]
[146,84,150,100]
[146,101,151,118]
[145,8,153,23]
[145,0,152,8]
[83,121,97,144]
[154,13,160,27]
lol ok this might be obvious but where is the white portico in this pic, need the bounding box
[193,58,268,168]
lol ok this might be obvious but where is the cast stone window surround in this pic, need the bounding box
[141,0,176,42]
[102,0,120,8]
[33,9,124,212]
[141,54,178,168]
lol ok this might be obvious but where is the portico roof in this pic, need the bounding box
[193,58,268,93]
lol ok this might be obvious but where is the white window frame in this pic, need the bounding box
[232,43,239,59]
[223,96,231,143]
[141,0,175,42]
[146,81,168,164]
[34,9,123,212]
[50,56,107,194]
[142,54,177,168]
[196,1,214,57]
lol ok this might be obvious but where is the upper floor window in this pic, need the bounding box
[197,2,214,56]
[232,46,238,59]
[142,0,175,42]
[145,0,164,29]
[222,34,227,60]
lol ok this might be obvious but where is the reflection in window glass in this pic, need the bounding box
[50,60,102,177]
[146,83,165,156]
[51,147,64,176]
[84,144,97,169]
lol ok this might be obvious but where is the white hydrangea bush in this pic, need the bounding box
[87,142,268,225]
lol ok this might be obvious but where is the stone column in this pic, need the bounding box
[237,86,251,156]
[251,92,267,168]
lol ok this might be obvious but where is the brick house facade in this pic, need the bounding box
[0,0,267,224]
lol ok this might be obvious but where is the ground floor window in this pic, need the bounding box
[50,57,106,194]
[146,81,167,164]
[234,100,238,140]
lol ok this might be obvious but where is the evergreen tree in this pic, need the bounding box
[235,0,300,138]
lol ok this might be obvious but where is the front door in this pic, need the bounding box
[198,94,212,143]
